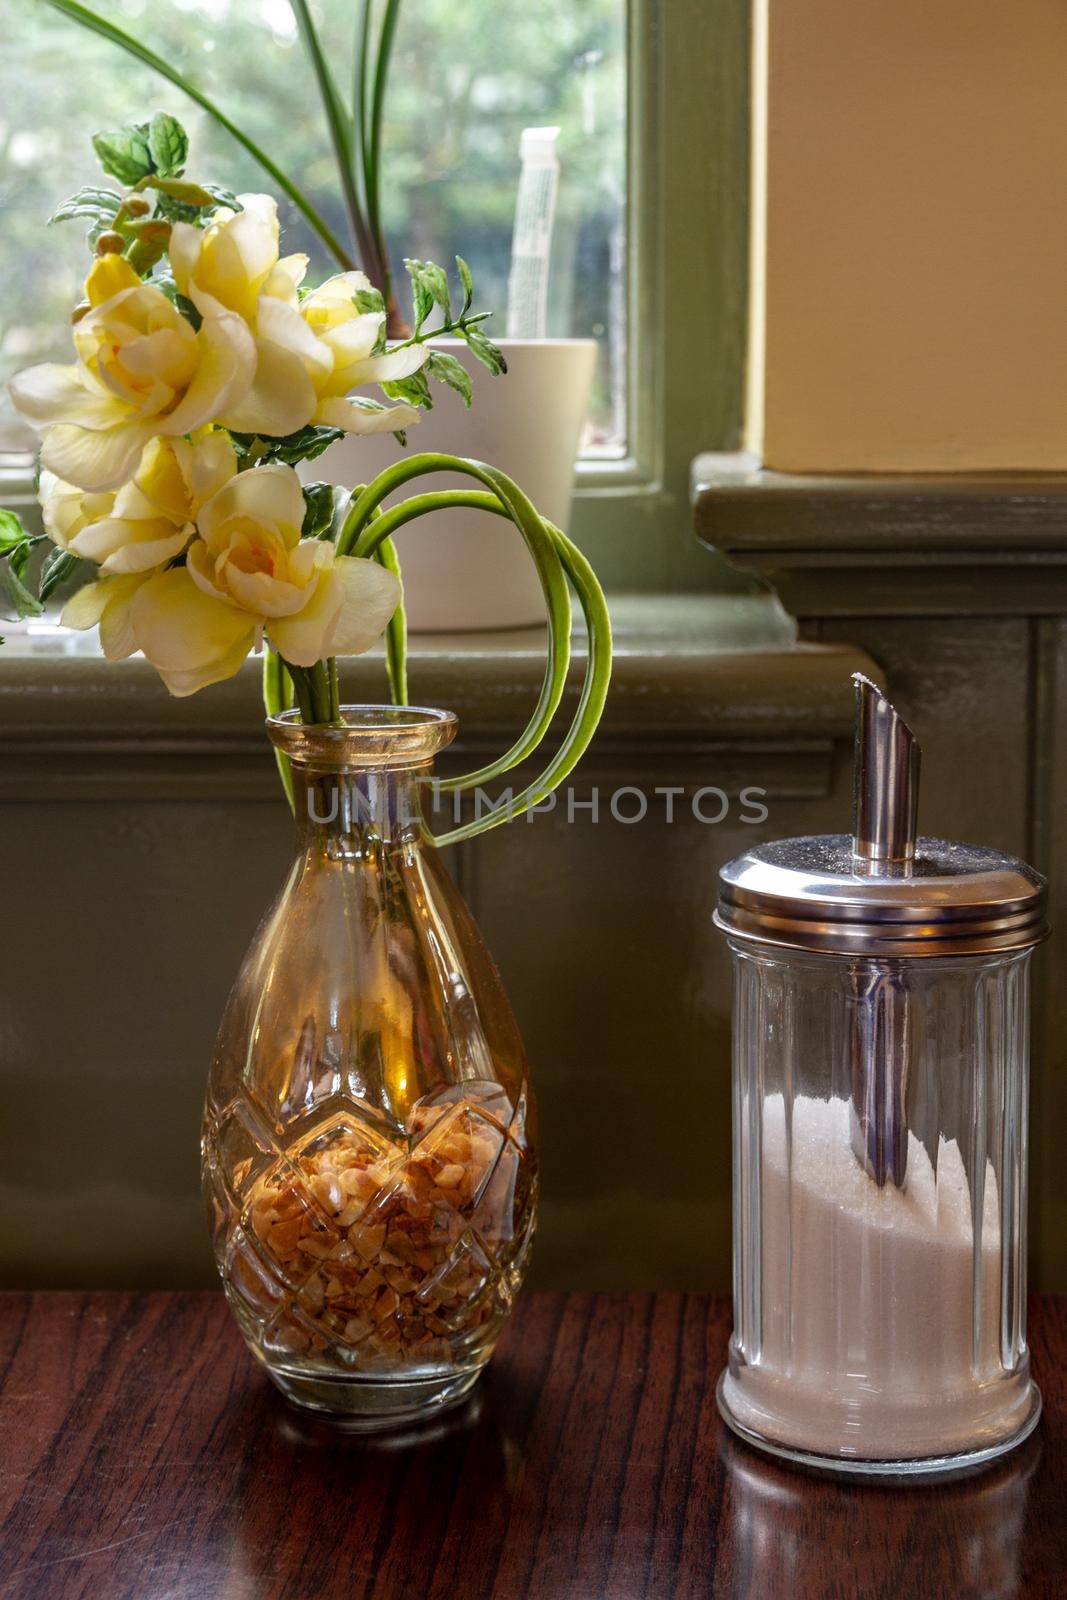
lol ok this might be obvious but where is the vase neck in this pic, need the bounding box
[266,705,459,855]
[293,765,427,851]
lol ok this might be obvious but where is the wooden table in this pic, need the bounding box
[1,1292,1064,1599]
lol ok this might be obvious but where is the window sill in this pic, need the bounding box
[692,452,1067,616]
[0,594,879,799]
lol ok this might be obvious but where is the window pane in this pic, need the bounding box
[1,0,626,454]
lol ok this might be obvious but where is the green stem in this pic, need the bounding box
[262,647,296,814]
[336,452,612,844]
[327,656,341,721]
[373,534,409,705]
[290,0,376,272]
[354,1,374,208]
[46,0,355,270]
[366,0,401,305]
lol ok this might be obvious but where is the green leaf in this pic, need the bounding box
[39,547,85,603]
[49,185,122,227]
[202,185,242,212]
[229,424,345,466]
[0,509,30,553]
[145,175,212,206]
[152,274,203,329]
[352,286,385,315]
[147,111,189,177]
[300,482,335,540]
[404,258,452,323]
[464,326,508,377]
[381,370,433,410]
[0,533,46,623]
[456,255,474,314]
[426,351,473,408]
[92,122,153,185]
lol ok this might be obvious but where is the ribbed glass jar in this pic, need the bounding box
[201,707,537,1428]
[719,941,1039,1473]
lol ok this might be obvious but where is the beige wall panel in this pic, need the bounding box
[763,0,1067,470]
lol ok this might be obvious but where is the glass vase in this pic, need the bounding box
[201,706,537,1428]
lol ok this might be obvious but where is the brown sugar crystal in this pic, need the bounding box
[231,1097,529,1370]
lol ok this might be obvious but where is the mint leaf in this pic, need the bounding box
[49,186,122,235]
[352,287,386,315]
[0,509,30,553]
[426,350,473,407]
[300,482,335,541]
[202,185,242,212]
[92,123,153,185]
[229,424,345,466]
[39,547,84,603]
[147,112,189,178]
[381,369,433,410]
[456,255,474,315]
[464,326,507,376]
[404,258,452,323]
[0,531,46,622]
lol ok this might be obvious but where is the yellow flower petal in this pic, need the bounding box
[71,515,190,574]
[131,566,253,673]
[154,628,254,697]
[41,420,151,493]
[263,253,309,304]
[165,309,256,436]
[344,344,430,386]
[267,569,343,667]
[326,555,402,656]
[197,463,305,551]
[7,363,119,429]
[314,396,421,434]
[217,334,317,438]
[99,575,150,659]
[85,254,141,307]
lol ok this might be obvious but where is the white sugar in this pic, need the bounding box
[722,1093,1025,1459]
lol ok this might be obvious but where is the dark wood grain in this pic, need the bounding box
[0,1292,1064,1600]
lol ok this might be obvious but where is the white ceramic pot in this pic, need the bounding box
[311,338,596,632]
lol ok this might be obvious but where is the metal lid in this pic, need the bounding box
[714,676,1048,957]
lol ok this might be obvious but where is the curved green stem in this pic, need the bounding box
[358,488,567,788]
[46,0,355,270]
[338,453,572,783]
[433,518,611,846]
[337,454,611,844]
[374,533,409,704]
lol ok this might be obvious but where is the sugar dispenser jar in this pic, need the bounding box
[714,675,1047,1474]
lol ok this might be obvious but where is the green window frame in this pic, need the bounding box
[575,0,751,591]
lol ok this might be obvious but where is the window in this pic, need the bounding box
[2,0,749,589]
[1,1,626,453]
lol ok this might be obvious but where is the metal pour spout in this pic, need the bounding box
[849,675,920,1188]
[852,674,920,866]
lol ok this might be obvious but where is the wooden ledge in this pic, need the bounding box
[692,453,1067,616]
[0,595,879,795]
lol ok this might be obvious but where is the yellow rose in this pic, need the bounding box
[169,195,317,438]
[66,429,237,574]
[128,463,401,696]
[39,472,115,550]
[8,255,255,493]
[170,201,424,437]
[288,272,429,433]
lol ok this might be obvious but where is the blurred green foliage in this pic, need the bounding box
[1,0,625,447]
